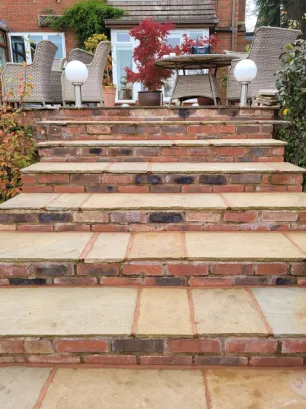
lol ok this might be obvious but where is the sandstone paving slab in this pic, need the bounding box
[82,193,226,210]
[0,193,59,209]
[286,232,306,253]
[207,368,306,409]
[46,193,91,210]
[0,232,93,261]
[128,232,184,259]
[136,288,193,336]
[22,162,110,174]
[192,289,268,335]
[223,192,306,209]
[38,140,173,147]
[40,368,207,409]
[185,232,305,261]
[0,367,52,409]
[252,288,306,335]
[108,162,149,173]
[174,138,286,146]
[268,162,306,172]
[0,287,137,335]
[151,162,273,173]
[85,233,130,262]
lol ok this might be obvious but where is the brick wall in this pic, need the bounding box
[0,0,76,56]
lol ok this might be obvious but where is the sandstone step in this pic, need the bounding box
[38,120,283,141]
[37,139,286,163]
[21,162,306,194]
[0,231,305,286]
[1,192,306,232]
[0,286,306,367]
[2,367,306,409]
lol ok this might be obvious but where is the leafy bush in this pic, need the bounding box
[51,0,125,47]
[0,110,38,203]
[275,40,306,169]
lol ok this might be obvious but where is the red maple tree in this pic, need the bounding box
[125,19,175,90]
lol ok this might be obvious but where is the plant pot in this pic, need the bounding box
[138,90,163,106]
[103,86,116,107]
[197,97,214,106]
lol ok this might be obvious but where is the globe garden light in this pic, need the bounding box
[65,61,89,108]
[234,59,257,107]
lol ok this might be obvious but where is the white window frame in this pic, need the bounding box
[110,28,209,103]
[8,32,66,64]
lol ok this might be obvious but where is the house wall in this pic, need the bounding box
[1,0,248,61]
[0,0,77,57]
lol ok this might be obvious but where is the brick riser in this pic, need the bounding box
[1,335,306,367]
[0,261,305,287]
[38,145,284,163]
[43,124,274,141]
[29,106,276,121]
[22,172,303,194]
[1,209,305,232]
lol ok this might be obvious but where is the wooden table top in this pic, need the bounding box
[155,54,236,70]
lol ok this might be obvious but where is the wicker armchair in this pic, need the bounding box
[49,57,66,104]
[69,49,94,65]
[1,41,57,106]
[171,73,220,105]
[226,27,301,104]
[61,42,110,106]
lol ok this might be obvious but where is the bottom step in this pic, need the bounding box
[1,286,306,367]
[2,367,306,409]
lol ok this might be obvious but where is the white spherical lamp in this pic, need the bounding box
[233,59,257,106]
[65,60,88,83]
[234,59,257,82]
[64,61,88,108]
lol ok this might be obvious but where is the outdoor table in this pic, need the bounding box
[155,54,236,105]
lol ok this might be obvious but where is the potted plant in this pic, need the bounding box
[125,19,175,106]
[84,33,116,106]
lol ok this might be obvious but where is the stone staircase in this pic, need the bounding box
[0,106,306,368]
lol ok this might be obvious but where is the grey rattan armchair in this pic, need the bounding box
[49,57,66,104]
[61,41,111,106]
[1,41,57,106]
[69,48,94,65]
[226,26,301,104]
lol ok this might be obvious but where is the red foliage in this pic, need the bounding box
[125,19,219,90]
[125,19,175,90]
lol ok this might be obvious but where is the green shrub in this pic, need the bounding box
[51,0,125,47]
[275,40,306,170]
[0,110,38,203]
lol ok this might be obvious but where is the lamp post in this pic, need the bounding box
[234,59,257,107]
[65,61,89,108]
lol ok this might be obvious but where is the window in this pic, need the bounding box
[0,29,8,70]
[8,33,66,64]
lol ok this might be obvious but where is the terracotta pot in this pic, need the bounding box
[103,86,116,107]
[197,97,214,106]
[138,90,162,106]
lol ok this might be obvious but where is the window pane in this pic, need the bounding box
[0,47,6,70]
[11,36,26,62]
[116,46,133,100]
[189,32,204,41]
[117,32,130,42]
[47,34,64,58]
[166,36,180,47]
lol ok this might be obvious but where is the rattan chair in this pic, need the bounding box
[1,41,57,106]
[49,57,66,104]
[226,27,301,104]
[69,48,94,65]
[61,41,111,106]
[170,73,220,105]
